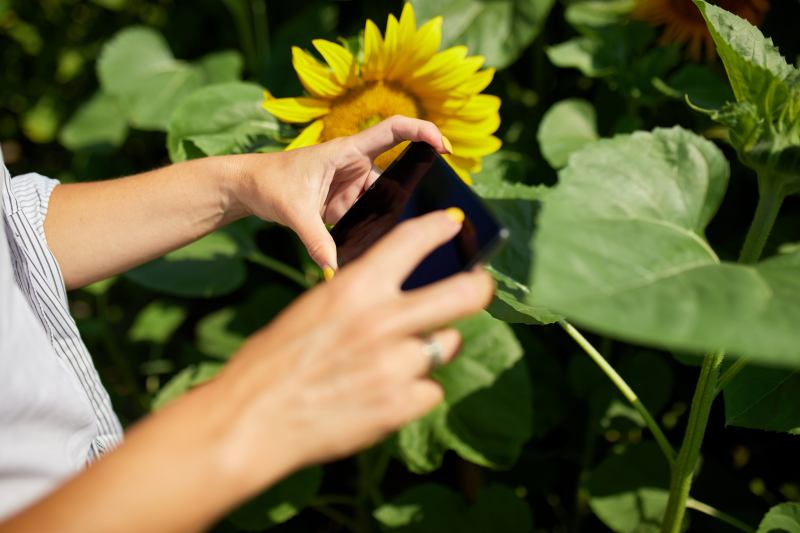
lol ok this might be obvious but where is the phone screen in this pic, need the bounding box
[331,142,508,290]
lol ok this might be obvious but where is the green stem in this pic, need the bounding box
[661,352,725,533]
[559,320,675,465]
[738,175,785,264]
[686,498,755,533]
[716,358,748,396]
[247,252,313,289]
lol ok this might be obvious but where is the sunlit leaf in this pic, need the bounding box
[531,127,800,367]
[537,98,598,169]
[411,0,555,69]
[59,92,128,151]
[758,502,800,533]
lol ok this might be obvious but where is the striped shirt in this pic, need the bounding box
[1,152,122,518]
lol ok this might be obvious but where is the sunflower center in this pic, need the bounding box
[320,81,422,141]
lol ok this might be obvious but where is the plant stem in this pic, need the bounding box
[247,251,313,289]
[661,352,725,533]
[738,176,785,264]
[559,320,675,465]
[716,358,748,396]
[686,498,755,533]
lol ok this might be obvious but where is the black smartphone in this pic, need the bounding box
[331,141,509,290]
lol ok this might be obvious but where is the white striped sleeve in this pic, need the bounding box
[9,173,60,242]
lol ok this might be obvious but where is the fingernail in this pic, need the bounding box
[445,207,465,224]
[441,135,453,154]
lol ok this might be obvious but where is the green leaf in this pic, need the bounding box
[97,26,243,131]
[473,181,559,325]
[125,230,247,298]
[196,284,298,359]
[374,483,531,533]
[537,98,598,169]
[167,82,280,162]
[471,150,533,186]
[228,467,322,531]
[695,0,800,194]
[128,300,187,344]
[724,366,800,434]
[585,442,671,533]
[758,503,800,533]
[547,21,678,105]
[59,92,128,151]
[197,50,243,84]
[411,0,555,69]
[532,127,800,367]
[151,361,223,410]
[394,311,531,472]
[564,0,634,29]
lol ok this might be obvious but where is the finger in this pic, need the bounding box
[324,165,382,223]
[364,164,382,190]
[393,379,445,427]
[379,270,495,337]
[292,214,338,270]
[374,328,462,381]
[355,209,463,284]
[349,115,450,160]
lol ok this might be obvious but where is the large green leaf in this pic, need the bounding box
[411,0,554,69]
[97,26,242,130]
[374,483,531,533]
[473,181,559,325]
[228,467,322,531]
[151,361,224,411]
[585,442,671,533]
[125,230,247,298]
[758,503,800,533]
[167,82,280,162]
[59,92,128,151]
[724,366,800,434]
[537,98,599,169]
[695,0,800,194]
[394,311,531,473]
[531,127,800,367]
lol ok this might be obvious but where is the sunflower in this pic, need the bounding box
[262,2,501,183]
[632,0,770,62]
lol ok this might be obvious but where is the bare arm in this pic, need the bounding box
[44,155,256,290]
[46,115,449,290]
[1,211,494,533]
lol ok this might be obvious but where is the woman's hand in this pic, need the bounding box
[232,115,451,271]
[3,209,493,533]
[212,208,493,496]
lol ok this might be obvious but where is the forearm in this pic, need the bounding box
[45,155,269,289]
[0,377,294,533]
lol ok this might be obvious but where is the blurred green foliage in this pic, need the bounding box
[3,0,800,532]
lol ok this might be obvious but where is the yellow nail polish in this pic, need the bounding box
[441,135,453,154]
[322,266,335,281]
[445,207,465,224]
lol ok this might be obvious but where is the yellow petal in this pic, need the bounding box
[446,134,502,158]
[457,68,495,95]
[441,94,501,120]
[413,46,468,78]
[384,14,400,66]
[292,47,343,99]
[286,120,324,151]
[312,39,358,87]
[438,113,501,136]
[363,19,385,81]
[415,55,485,92]
[262,93,330,123]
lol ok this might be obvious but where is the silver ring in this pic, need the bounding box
[422,336,444,371]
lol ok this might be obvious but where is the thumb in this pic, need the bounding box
[294,215,338,273]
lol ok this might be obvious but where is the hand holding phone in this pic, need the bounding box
[331,142,509,290]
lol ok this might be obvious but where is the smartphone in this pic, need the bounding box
[330,141,509,290]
